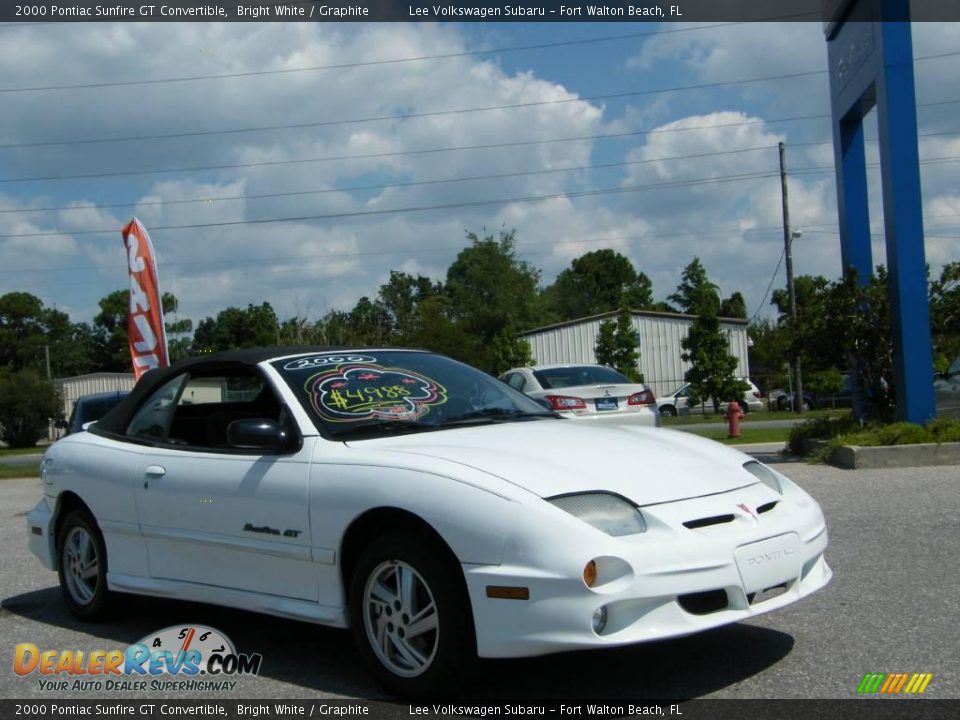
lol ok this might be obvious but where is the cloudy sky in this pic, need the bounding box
[0,20,957,327]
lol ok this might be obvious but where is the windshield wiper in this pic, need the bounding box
[331,420,440,440]
[435,408,555,426]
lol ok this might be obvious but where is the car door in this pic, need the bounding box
[129,365,318,601]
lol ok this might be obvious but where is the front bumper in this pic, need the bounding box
[463,482,830,658]
[26,497,57,571]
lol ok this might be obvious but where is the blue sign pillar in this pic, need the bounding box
[826,0,936,422]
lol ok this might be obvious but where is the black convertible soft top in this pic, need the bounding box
[90,345,361,436]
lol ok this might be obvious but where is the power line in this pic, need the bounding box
[2,103,955,185]
[0,69,831,150]
[0,169,797,241]
[4,153,959,241]
[749,246,787,323]
[0,144,784,215]
[4,136,958,216]
[0,17,818,95]
[3,50,957,151]
[1,224,794,276]
[0,115,831,183]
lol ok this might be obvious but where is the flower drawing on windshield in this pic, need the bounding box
[307,364,448,423]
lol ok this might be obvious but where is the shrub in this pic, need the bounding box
[830,418,960,451]
[0,369,61,448]
[787,412,859,455]
[927,418,960,443]
[875,422,931,446]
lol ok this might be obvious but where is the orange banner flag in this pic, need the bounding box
[121,218,170,379]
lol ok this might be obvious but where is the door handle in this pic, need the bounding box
[145,465,166,477]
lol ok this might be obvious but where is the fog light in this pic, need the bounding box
[592,606,608,634]
[583,560,597,587]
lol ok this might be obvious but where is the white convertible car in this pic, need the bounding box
[27,348,831,695]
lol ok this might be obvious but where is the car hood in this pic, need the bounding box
[345,420,757,505]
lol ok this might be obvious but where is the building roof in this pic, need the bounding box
[519,308,749,336]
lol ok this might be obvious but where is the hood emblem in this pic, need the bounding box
[736,502,757,521]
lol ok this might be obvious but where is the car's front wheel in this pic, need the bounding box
[660,405,677,417]
[57,509,114,620]
[349,531,475,696]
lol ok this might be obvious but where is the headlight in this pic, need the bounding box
[548,493,646,536]
[743,461,782,494]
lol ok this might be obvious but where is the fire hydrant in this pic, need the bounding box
[724,402,743,438]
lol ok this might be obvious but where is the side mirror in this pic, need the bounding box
[227,418,288,451]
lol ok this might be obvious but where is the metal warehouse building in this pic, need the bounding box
[520,310,750,399]
[56,372,136,420]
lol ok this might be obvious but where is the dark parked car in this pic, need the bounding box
[773,373,890,412]
[935,357,960,418]
[59,391,130,435]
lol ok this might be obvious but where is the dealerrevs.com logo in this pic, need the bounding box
[14,625,262,693]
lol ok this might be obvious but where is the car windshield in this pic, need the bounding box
[533,366,631,389]
[272,351,554,439]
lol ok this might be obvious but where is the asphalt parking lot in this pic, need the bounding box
[1,460,957,701]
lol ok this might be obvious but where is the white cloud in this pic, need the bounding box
[0,20,955,334]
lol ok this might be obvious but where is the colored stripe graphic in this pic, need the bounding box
[857,673,886,693]
[858,672,932,694]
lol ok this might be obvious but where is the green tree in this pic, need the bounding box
[594,319,617,370]
[0,292,47,370]
[489,324,533,375]
[669,258,718,315]
[0,369,61,447]
[312,309,354,347]
[192,302,278,352]
[806,367,846,407]
[826,267,895,420]
[377,271,442,341]
[0,292,99,377]
[162,293,194,361]
[930,261,960,371]
[746,317,789,394]
[405,296,480,362]
[719,291,748,319]
[546,249,653,320]
[444,229,541,372]
[94,290,185,370]
[595,306,641,381]
[347,297,392,346]
[681,286,747,412]
[770,275,846,377]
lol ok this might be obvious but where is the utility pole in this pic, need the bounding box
[779,141,804,413]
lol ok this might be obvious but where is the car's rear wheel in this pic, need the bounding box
[349,531,475,696]
[660,405,677,417]
[57,509,113,620]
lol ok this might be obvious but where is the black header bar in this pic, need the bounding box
[2,0,959,24]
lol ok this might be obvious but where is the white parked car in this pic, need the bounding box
[27,348,831,695]
[500,364,660,427]
[658,379,764,417]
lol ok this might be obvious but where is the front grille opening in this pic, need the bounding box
[747,583,788,605]
[678,589,729,615]
[683,514,735,530]
[756,501,778,514]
